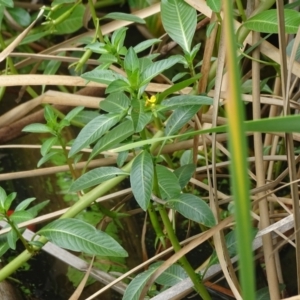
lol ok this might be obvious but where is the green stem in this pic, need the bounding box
[235,0,247,21]
[147,202,166,248]
[157,204,211,300]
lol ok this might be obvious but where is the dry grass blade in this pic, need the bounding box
[0,9,44,63]
[69,256,95,300]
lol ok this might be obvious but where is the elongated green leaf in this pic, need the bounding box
[0,0,13,8]
[15,198,36,212]
[0,238,10,257]
[161,95,213,110]
[123,267,158,300]
[206,0,221,13]
[124,47,140,74]
[52,4,85,35]
[90,119,134,159]
[3,192,16,212]
[134,39,161,53]
[7,227,18,250]
[22,123,55,134]
[41,137,58,156]
[70,167,129,192]
[37,151,60,168]
[165,105,200,136]
[7,7,30,27]
[100,92,130,113]
[168,194,215,227]
[10,210,33,224]
[139,56,182,86]
[174,164,196,189]
[38,218,127,257]
[130,151,153,210]
[102,12,145,24]
[156,165,181,200]
[161,0,197,53]
[64,106,85,122]
[155,263,188,286]
[243,9,300,34]
[81,69,127,85]
[112,114,300,152]
[26,200,49,217]
[111,27,128,50]
[69,113,120,157]
[73,111,99,125]
[106,79,131,94]
[158,74,202,102]
[0,187,7,210]
[131,99,152,132]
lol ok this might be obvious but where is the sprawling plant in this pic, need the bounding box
[1,0,300,300]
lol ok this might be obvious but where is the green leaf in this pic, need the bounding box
[37,151,60,168]
[52,4,85,35]
[6,7,30,27]
[206,0,221,13]
[41,137,58,156]
[243,9,300,34]
[131,100,152,132]
[102,12,145,24]
[155,263,188,286]
[22,123,55,134]
[139,56,182,86]
[165,105,201,136]
[180,150,194,166]
[131,111,152,133]
[64,106,84,122]
[133,39,161,53]
[123,267,158,300]
[52,0,76,4]
[26,200,49,218]
[69,113,120,157]
[161,0,197,53]
[100,92,130,113]
[117,151,128,168]
[111,27,128,51]
[44,55,63,75]
[112,114,300,152]
[7,227,18,250]
[158,74,202,102]
[99,53,118,64]
[124,47,140,74]
[20,31,49,46]
[69,167,129,192]
[85,42,109,54]
[168,194,215,227]
[9,210,34,224]
[174,164,196,189]
[106,79,131,94]
[73,111,99,125]
[44,105,57,125]
[156,165,181,200]
[15,198,36,212]
[130,151,153,210]
[0,0,13,8]
[38,218,127,256]
[0,187,7,210]
[3,192,16,212]
[82,69,127,85]
[0,238,10,257]
[90,119,134,159]
[161,95,213,110]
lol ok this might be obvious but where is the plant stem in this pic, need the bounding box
[157,204,211,300]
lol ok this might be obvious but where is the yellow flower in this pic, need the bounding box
[145,95,157,108]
